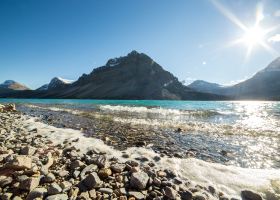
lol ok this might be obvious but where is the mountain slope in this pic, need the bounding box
[188,80,224,94]
[0,80,30,90]
[0,51,223,100]
[36,77,74,91]
[188,57,280,100]
[228,57,280,99]
[40,51,223,100]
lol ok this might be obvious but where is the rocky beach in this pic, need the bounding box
[0,103,279,200]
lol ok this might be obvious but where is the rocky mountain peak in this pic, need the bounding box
[0,80,29,90]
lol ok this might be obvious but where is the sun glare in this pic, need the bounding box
[211,0,277,60]
[242,26,265,47]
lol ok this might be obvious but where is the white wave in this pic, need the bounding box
[22,115,280,200]
[99,105,183,115]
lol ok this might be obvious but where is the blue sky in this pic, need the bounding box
[0,0,279,89]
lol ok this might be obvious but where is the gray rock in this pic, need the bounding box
[1,193,13,200]
[48,182,63,195]
[111,163,126,173]
[193,194,206,200]
[128,191,145,200]
[60,181,72,192]
[241,190,262,200]
[164,186,178,200]
[26,187,48,200]
[70,160,85,169]
[46,194,68,200]
[80,164,98,180]
[20,146,36,155]
[92,155,107,168]
[88,189,97,199]
[99,188,113,194]
[44,173,56,183]
[130,171,149,190]
[79,191,90,199]
[82,172,103,189]
[73,170,80,178]
[19,177,40,191]
[12,196,23,200]
[180,190,193,200]
[58,170,69,177]
[0,175,13,187]
[6,155,32,170]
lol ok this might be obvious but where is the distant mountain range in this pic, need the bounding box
[0,51,279,100]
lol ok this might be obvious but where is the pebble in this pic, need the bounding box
[45,194,68,200]
[241,190,262,200]
[48,182,63,195]
[26,187,48,200]
[82,172,103,189]
[130,171,149,190]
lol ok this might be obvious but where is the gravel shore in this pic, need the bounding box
[0,104,266,200]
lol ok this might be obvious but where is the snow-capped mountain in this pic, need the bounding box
[0,80,30,90]
[37,77,74,91]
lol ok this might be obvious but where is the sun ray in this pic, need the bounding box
[211,0,278,60]
[211,0,248,31]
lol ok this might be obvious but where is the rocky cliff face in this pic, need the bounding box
[37,77,74,91]
[44,51,222,100]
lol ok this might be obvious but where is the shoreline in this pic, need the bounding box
[0,105,279,200]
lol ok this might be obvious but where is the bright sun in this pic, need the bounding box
[242,26,265,47]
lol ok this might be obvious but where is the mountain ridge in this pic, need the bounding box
[0,51,225,100]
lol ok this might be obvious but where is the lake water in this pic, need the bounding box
[1,99,280,169]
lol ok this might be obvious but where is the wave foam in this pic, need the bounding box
[22,116,280,200]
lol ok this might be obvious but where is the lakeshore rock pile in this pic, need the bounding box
[0,104,264,200]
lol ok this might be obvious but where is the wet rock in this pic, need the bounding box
[98,168,112,179]
[0,175,13,187]
[48,182,63,195]
[58,170,69,177]
[12,196,23,200]
[6,155,32,170]
[26,187,48,200]
[79,191,90,199]
[73,170,80,178]
[70,160,85,169]
[0,193,13,200]
[82,172,103,189]
[193,194,206,200]
[46,194,68,200]
[157,170,166,177]
[99,188,113,194]
[88,189,96,199]
[92,155,107,168]
[134,141,146,147]
[80,164,98,179]
[120,196,128,200]
[241,190,262,200]
[180,190,193,200]
[130,171,149,190]
[19,177,40,191]
[44,173,56,183]
[60,181,72,192]
[164,186,178,200]
[128,191,145,200]
[69,187,79,200]
[111,163,126,173]
[20,146,36,156]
